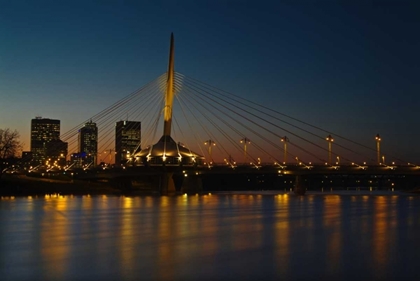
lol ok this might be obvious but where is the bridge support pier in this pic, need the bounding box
[112,178,132,192]
[181,173,203,194]
[160,172,176,195]
[294,175,306,195]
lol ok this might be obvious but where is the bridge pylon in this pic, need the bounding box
[133,34,204,194]
[160,171,176,195]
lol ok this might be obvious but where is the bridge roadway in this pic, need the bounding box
[74,164,420,180]
[67,164,420,193]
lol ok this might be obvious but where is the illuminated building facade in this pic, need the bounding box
[78,121,98,166]
[115,120,141,166]
[30,117,61,165]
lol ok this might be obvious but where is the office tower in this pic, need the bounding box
[78,121,98,166]
[115,120,141,166]
[30,117,60,165]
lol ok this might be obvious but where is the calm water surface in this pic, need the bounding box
[1,191,420,281]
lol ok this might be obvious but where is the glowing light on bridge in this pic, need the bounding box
[280,136,289,164]
[240,137,251,164]
[375,134,381,165]
[326,135,334,165]
[204,140,216,165]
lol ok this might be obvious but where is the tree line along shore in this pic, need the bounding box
[2,174,420,197]
[0,174,125,196]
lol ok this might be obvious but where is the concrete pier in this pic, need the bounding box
[293,175,306,195]
[181,173,203,194]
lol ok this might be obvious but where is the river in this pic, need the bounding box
[1,191,419,280]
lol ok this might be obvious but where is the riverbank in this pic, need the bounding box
[0,174,123,196]
[2,174,420,197]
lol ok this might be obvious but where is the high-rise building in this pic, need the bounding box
[30,117,61,165]
[115,120,141,166]
[78,121,98,166]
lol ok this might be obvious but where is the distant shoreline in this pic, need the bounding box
[0,174,124,196]
[1,174,420,197]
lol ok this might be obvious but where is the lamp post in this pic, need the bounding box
[240,137,251,164]
[204,140,216,164]
[375,134,381,165]
[326,135,334,165]
[281,136,289,164]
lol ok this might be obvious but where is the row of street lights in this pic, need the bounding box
[205,138,251,164]
[205,133,384,166]
[205,138,252,164]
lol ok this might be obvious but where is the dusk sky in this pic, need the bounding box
[1,1,419,162]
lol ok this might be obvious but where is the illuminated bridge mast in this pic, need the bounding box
[134,34,204,194]
[163,33,175,137]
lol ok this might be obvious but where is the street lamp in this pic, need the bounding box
[281,136,289,164]
[204,140,216,164]
[375,134,381,165]
[240,137,251,164]
[326,135,334,165]
[325,135,334,165]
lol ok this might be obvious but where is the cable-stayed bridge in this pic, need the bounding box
[52,34,419,194]
[61,72,416,166]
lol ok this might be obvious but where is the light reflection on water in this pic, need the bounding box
[1,192,420,280]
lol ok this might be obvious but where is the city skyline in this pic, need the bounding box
[1,1,419,162]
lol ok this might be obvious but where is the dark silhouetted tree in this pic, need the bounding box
[0,128,23,177]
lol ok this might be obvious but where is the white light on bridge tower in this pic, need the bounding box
[281,136,289,164]
[240,137,251,164]
[326,134,334,165]
[375,134,381,165]
[204,140,216,164]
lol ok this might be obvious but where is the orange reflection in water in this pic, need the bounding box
[274,194,290,274]
[157,197,174,279]
[231,195,264,251]
[40,197,70,279]
[118,197,137,280]
[357,195,371,236]
[2,192,415,281]
[371,195,398,278]
[323,195,342,276]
